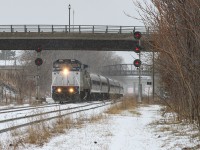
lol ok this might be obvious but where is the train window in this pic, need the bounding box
[92,80,100,85]
[71,63,80,68]
[53,59,81,71]
[92,81,97,85]
[102,82,107,86]
[58,59,64,63]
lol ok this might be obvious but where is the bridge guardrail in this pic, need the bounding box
[0,65,24,70]
[0,25,149,34]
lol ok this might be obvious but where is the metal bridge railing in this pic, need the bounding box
[0,25,149,34]
[101,64,153,76]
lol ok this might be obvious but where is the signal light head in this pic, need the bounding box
[134,31,142,40]
[133,59,141,67]
[35,46,42,52]
[134,45,141,53]
[35,58,43,66]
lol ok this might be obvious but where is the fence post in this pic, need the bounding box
[92,26,94,34]
[52,25,54,33]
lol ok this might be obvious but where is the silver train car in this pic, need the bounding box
[51,59,123,103]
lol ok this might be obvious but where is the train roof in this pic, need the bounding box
[53,59,82,64]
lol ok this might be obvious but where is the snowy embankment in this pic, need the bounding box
[21,104,200,150]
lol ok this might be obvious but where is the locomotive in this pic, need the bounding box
[51,59,123,103]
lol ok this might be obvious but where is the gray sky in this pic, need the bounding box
[0,0,143,63]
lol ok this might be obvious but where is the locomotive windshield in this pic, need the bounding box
[53,59,82,71]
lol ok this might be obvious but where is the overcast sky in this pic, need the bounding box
[0,0,144,63]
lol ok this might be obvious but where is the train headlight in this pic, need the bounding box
[69,88,74,93]
[57,88,62,93]
[63,68,69,75]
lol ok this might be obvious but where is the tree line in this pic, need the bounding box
[135,0,200,130]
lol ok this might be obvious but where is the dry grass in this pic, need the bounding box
[104,131,113,137]
[191,133,200,139]
[51,116,73,133]
[149,119,181,127]
[9,122,23,137]
[106,96,137,115]
[25,122,51,146]
[6,100,118,149]
[141,96,162,105]
[75,113,87,128]
[158,126,171,132]
[88,113,107,124]
[9,138,25,150]
[129,110,141,116]
[0,142,2,150]
[24,115,75,146]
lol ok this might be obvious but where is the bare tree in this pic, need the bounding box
[134,0,200,129]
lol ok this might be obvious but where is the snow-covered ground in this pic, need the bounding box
[6,104,197,150]
[0,101,111,135]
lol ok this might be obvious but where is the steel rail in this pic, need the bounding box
[0,99,106,114]
[0,99,120,134]
[0,103,59,112]
[0,103,60,114]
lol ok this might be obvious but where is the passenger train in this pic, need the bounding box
[51,59,123,103]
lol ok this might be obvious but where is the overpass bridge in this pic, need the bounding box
[0,25,152,51]
[101,64,152,76]
[100,64,160,96]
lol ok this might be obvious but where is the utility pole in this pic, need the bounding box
[68,4,71,33]
[73,10,74,31]
[36,66,39,100]
[72,10,75,58]
[152,51,155,101]
[133,31,142,102]
[138,51,142,103]
[35,46,43,100]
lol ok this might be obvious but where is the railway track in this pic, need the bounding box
[0,103,59,114]
[0,99,121,134]
[0,100,100,114]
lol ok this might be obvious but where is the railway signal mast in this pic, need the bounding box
[133,31,142,102]
[35,46,43,100]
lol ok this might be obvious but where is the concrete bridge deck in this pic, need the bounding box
[0,25,152,51]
